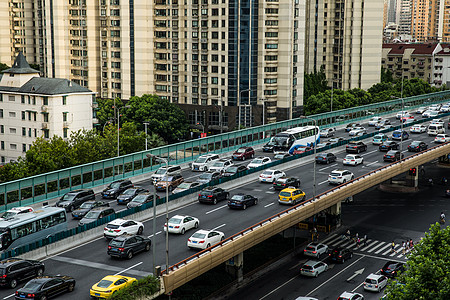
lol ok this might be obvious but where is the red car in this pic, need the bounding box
[232,147,255,160]
[292,146,313,155]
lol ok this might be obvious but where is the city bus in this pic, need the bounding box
[265,126,320,154]
[0,207,67,252]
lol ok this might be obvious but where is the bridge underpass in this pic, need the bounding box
[161,141,450,294]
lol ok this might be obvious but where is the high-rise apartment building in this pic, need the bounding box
[410,0,444,42]
[397,0,412,37]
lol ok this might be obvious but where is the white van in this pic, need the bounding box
[151,165,182,182]
[427,124,445,136]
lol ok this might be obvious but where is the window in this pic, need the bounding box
[265,44,278,49]
[22,127,26,136]
[264,78,277,84]
[0,109,2,118]
[21,95,25,104]
[0,126,3,134]
[62,96,67,105]
[265,8,278,14]
[63,128,68,138]
[265,32,278,38]
[9,112,16,118]
[10,144,17,150]
[0,141,3,150]
[63,112,68,122]
[265,55,278,61]
[264,90,277,95]
[21,111,25,120]
[43,130,49,139]
[265,20,278,26]
[22,144,26,152]
[264,67,278,72]
[43,97,48,105]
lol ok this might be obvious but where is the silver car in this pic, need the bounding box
[303,242,329,258]
[300,260,328,277]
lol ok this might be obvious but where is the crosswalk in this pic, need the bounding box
[319,233,411,260]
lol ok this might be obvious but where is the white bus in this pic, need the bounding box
[0,207,67,252]
[265,126,320,154]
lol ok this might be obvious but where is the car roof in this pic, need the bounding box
[111,234,136,241]
[366,273,384,280]
[304,260,321,266]
[8,206,33,212]
[280,188,299,192]
[170,215,188,219]
[200,154,219,158]
[331,169,347,173]
[194,229,211,234]
[90,206,112,212]
[100,275,135,282]
[202,186,220,191]
[107,218,128,225]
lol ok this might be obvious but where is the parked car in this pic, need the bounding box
[196,171,222,184]
[278,188,306,205]
[392,130,409,140]
[303,242,329,258]
[164,215,199,234]
[103,219,144,239]
[208,158,233,173]
[372,133,387,145]
[101,180,133,199]
[1,207,34,219]
[328,246,353,263]
[90,275,136,299]
[127,193,159,209]
[15,275,75,299]
[346,141,367,153]
[300,260,328,277]
[198,186,229,204]
[343,154,363,166]
[232,147,255,160]
[78,207,115,227]
[71,200,109,219]
[0,258,44,289]
[328,169,354,185]
[410,124,428,133]
[259,169,286,183]
[222,165,248,177]
[434,133,450,143]
[228,194,258,210]
[150,165,181,183]
[107,235,151,259]
[337,291,364,300]
[319,127,336,137]
[407,140,428,152]
[247,157,271,169]
[172,182,201,194]
[116,186,149,205]
[363,273,388,292]
[383,150,403,162]
[187,229,225,250]
[379,140,399,152]
[155,174,184,192]
[56,189,95,212]
[190,154,220,171]
[273,177,301,190]
[380,261,405,278]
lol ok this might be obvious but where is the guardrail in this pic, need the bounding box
[1,90,450,210]
[162,138,450,293]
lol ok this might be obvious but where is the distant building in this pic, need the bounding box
[384,23,399,43]
[0,53,96,164]
[433,44,450,87]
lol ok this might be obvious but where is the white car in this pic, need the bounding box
[259,169,286,183]
[431,119,444,126]
[247,157,271,169]
[416,106,428,114]
[303,242,329,258]
[379,124,393,131]
[343,154,363,166]
[363,273,388,292]
[300,260,328,277]
[396,111,409,119]
[348,127,367,136]
[1,207,34,219]
[328,169,354,185]
[429,104,442,111]
[319,128,336,137]
[190,154,220,172]
[337,291,364,300]
[422,110,439,118]
[208,158,233,173]
[434,134,450,143]
[410,124,428,133]
[103,219,144,239]
[440,105,450,113]
[164,215,199,234]
[187,229,225,250]
[368,117,382,126]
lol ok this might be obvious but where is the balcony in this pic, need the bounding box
[41,123,48,129]
[41,105,48,112]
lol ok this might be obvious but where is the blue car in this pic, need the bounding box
[392,130,409,141]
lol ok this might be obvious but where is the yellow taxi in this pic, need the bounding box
[90,275,137,299]
[278,187,306,205]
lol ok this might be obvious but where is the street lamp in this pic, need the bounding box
[239,89,251,129]
[211,96,223,134]
[144,122,149,151]
[115,105,131,157]
[102,119,113,134]
[301,116,318,201]
[146,154,170,275]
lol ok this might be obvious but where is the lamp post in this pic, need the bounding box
[144,122,149,151]
[239,89,251,129]
[116,105,130,157]
[301,116,318,201]
[196,122,205,136]
[102,120,112,134]
[211,96,223,134]
[260,98,267,126]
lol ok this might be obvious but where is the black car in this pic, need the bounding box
[14,275,75,299]
[107,235,151,259]
[71,201,109,219]
[116,186,149,205]
[328,247,353,263]
[273,177,301,190]
[346,141,367,153]
[380,261,405,278]
[407,141,428,152]
[227,194,258,210]
[198,187,229,204]
[78,207,115,226]
[384,150,403,162]
[262,141,277,152]
[345,123,361,132]
[223,165,248,177]
[0,258,45,289]
[196,171,222,184]
[55,189,95,212]
[101,179,133,199]
[379,140,399,152]
[127,193,160,209]
[315,153,337,164]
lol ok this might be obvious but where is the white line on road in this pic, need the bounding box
[362,149,377,156]
[264,202,275,208]
[265,191,275,194]
[366,161,379,167]
[318,180,329,185]
[375,243,391,254]
[148,231,162,238]
[205,205,227,215]
[3,294,14,299]
[319,165,336,171]
[367,241,386,253]
[114,262,143,276]
[212,223,226,231]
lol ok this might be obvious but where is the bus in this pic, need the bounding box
[0,207,67,252]
[265,126,320,154]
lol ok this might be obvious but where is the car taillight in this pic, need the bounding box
[118,248,124,252]
[1,275,6,278]
[174,226,180,228]
[207,195,213,198]
[199,240,205,244]
[114,229,121,232]
[188,239,191,242]
[289,198,292,200]
[198,194,201,197]
[351,160,355,162]
[108,246,112,250]
[27,294,35,298]
[164,224,167,227]
[312,251,317,254]
[375,285,378,288]
[104,227,108,231]
[338,255,342,258]
[303,249,307,252]
[338,176,342,179]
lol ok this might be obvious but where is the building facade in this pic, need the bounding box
[0,52,96,163]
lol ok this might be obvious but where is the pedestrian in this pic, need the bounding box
[355,232,359,243]
[363,234,367,246]
[402,241,406,254]
[357,237,361,248]
[346,229,351,240]
[391,241,396,253]
[405,240,410,251]
[409,239,414,249]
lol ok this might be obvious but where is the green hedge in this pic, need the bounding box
[109,275,160,300]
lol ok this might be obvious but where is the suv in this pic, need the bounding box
[150,165,181,183]
[107,235,151,259]
[328,246,353,263]
[56,189,95,212]
[1,207,33,219]
[328,170,354,185]
[232,147,255,160]
[155,174,184,192]
[78,206,115,226]
[208,158,233,173]
[319,128,336,137]
[190,154,220,172]
[337,292,364,300]
[102,180,133,199]
[116,186,149,205]
[346,141,367,153]
[198,187,229,204]
[0,258,45,288]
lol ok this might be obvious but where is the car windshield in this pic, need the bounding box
[276,178,288,183]
[231,195,244,200]
[61,194,76,201]
[225,167,238,173]
[382,141,391,145]
[270,136,288,146]
[176,183,191,189]
[330,172,341,176]
[109,182,121,189]
[161,176,173,182]
[84,211,101,219]
[169,217,182,224]
[122,189,135,195]
[199,173,213,180]
[374,135,384,139]
[97,280,113,288]
[155,168,167,175]
[212,162,225,167]
[274,154,285,159]
[23,281,42,291]
[411,141,421,146]
[1,211,17,219]
[365,278,377,284]
[106,224,120,229]
[235,148,246,153]
[262,171,273,175]
[344,155,354,160]
[132,195,147,203]
[387,151,396,155]
[192,232,206,239]
[317,154,326,158]
[195,157,208,163]
[251,159,263,164]
[80,202,94,209]
[279,192,292,197]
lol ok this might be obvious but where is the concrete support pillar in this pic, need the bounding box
[406,165,419,187]
[225,252,244,283]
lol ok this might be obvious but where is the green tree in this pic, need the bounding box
[385,223,450,299]
[381,67,394,83]
[304,65,328,102]
[0,63,9,72]
[96,98,123,127]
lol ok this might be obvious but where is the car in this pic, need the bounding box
[346,141,367,153]
[15,275,75,299]
[392,130,409,140]
[315,153,337,164]
[396,111,409,119]
[101,180,133,199]
[328,246,353,263]
[374,119,391,129]
[294,297,319,300]
[401,115,414,123]
[71,200,109,219]
[329,137,345,144]
[303,242,329,258]
[431,118,444,126]
[319,127,336,137]
[372,133,387,145]
[416,106,428,114]
[198,186,229,204]
[383,150,403,162]
[440,104,450,113]
[172,182,202,194]
[232,146,255,160]
[1,207,34,219]
[300,260,328,277]
[116,186,149,205]
[273,177,301,190]
[107,234,151,259]
[423,110,439,118]
[103,219,144,239]
[127,193,159,209]
[429,104,442,111]
[278,187,306,205]
[150,165,181,183]
[259,169,286,183]
[222,165,248,177]
[78,207,115,226]
[164,215,199,234]
[363,273,388,292]
[292,146,314,155]
[262,141,277,152]
[343,154,363,166]
[378,124,393,131]
[196,171,222,184]
[434,133,450,143]
[56,189,95,212]
[155,174,184,192]
[247,156,271,168]
[187,229,225,250]
[368,117,383,126]
[328,169,354,185]
[345,123,361,132]
[380,261,405,278]
[348,127,367,136]
[0,258,45,288]
[228,194,258,209]
[410,124,428,133]
[273,152,292,160]
[337,291,364,300]
[407,140,428,152]
[379,140,399,151]
[208,158,234,173]
[316,142,331,148]
[190,154,220,171]
[90,275,137,299]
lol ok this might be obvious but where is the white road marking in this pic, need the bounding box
[114,262,143,276]
[212,223,226,231]
[320,233,339,244]
[205,205,228,215]
[367,241,387,253]
[253,189,263,192]
[264,203,275,208]
[319,165,336,171]
[3,294,14,299]
[265,191,276,194]
[148,231,162,238]
[318,180,329,185]
[361,149,377,156]
[360,240,377,251]
[366,161,379,167]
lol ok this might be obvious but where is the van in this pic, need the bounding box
[190,154,220,171]
[151,165,182,183]
[427,124,445,136]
